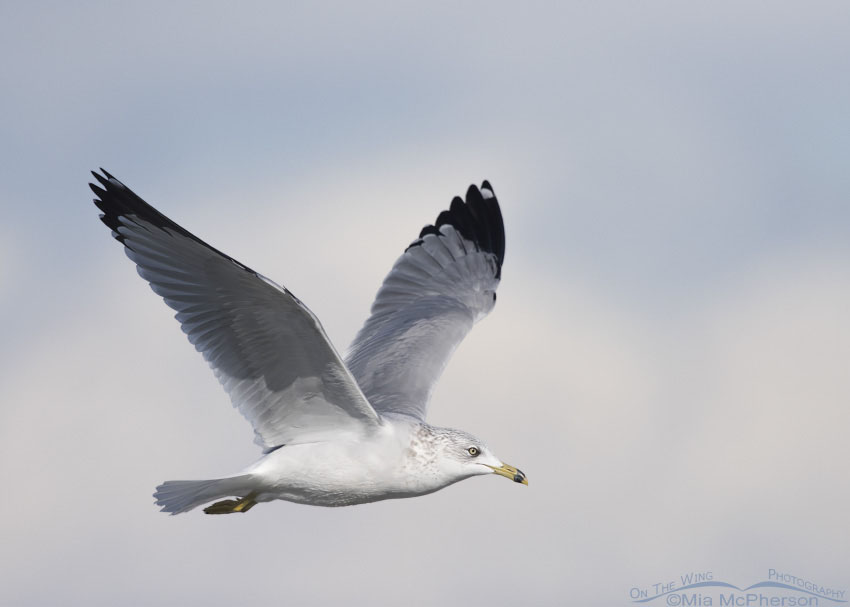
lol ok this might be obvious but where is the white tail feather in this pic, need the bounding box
[153,475,254,515]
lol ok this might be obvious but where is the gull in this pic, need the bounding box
[90,170,527,515]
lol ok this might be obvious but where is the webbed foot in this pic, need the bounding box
[203,494,257,514]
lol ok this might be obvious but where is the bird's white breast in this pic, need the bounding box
[244,419,449,506]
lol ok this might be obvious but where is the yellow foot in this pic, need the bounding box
[204,494,257,515]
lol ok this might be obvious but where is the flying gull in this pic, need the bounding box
[89,170,527,514]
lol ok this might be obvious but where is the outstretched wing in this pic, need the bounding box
[90,170,382,451]
[345,182,505,422]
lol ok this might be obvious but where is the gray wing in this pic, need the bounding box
[345,182,505,422]
[90,169,382,451]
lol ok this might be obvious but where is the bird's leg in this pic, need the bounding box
[203,493,258,515]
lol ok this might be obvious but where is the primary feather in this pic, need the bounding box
[346,182,505,421]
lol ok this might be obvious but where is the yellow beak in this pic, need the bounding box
[487,463,528,485]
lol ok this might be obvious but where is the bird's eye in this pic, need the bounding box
[467,447,479,456]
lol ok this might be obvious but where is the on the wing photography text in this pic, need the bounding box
[629,569,846,606]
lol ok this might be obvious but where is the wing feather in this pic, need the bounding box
[90,170,382,450]
[345,182,505,421]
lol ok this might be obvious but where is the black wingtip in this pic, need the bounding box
[90,170,108,189]
[89,169,262,275]
[405,181,505,277]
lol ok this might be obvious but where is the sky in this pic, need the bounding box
[1,2,849,606]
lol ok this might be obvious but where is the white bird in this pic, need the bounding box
[90,170,527,515]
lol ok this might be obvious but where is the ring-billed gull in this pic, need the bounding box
[90,170,527,515]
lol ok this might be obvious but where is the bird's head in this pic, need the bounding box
[429,428,528,486]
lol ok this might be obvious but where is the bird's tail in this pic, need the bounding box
[153,474,255,515]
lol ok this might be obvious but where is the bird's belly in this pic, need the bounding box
[246,441,434,507]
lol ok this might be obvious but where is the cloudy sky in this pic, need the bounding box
[1,2,848,605]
